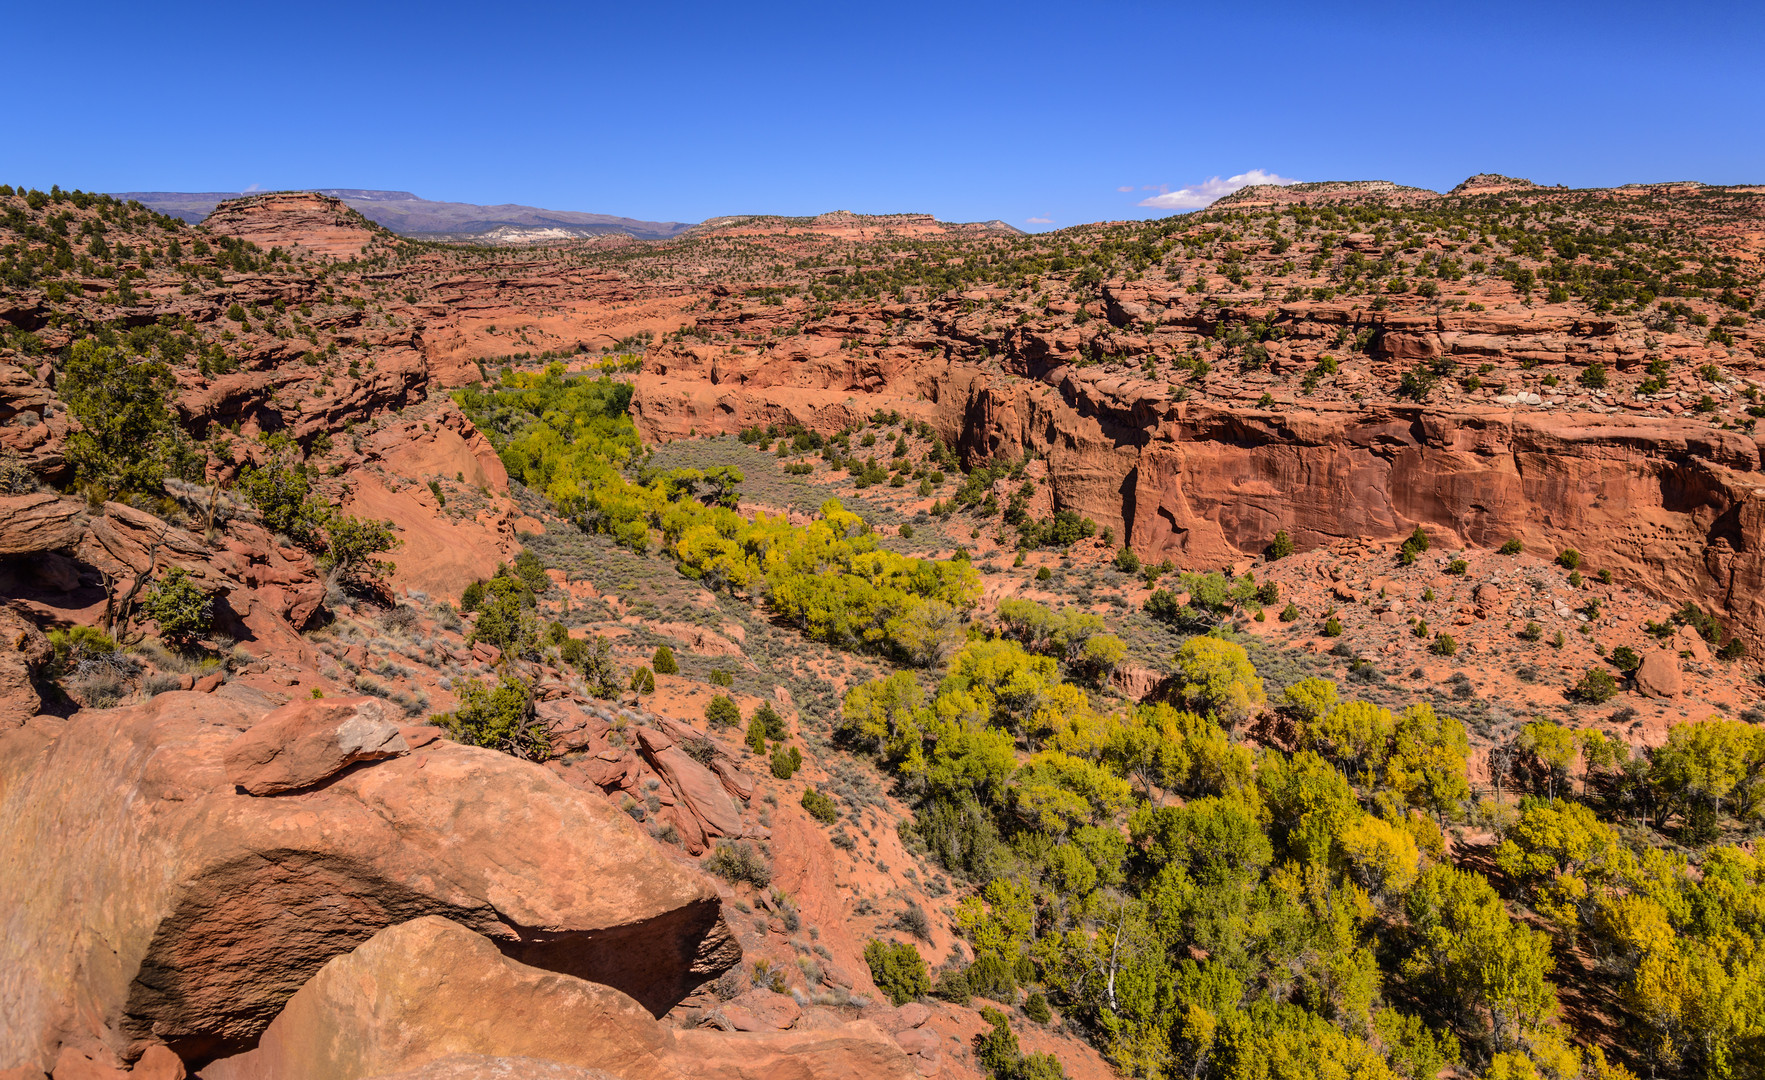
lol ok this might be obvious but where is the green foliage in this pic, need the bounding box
[238,458,329,548]
[322,516,398,585]
[59,339,196,494]
[705,841,771,886]
[46,625,116,675]
[705,693,741,727]
[1430,633,1457,657]
[752,701,788,739]
[651,644,679,674]
[1268,529,1294,560]
[630,665,656,694]
[1498,538,1524,555]
[141,567,213,648]
[469,573,537,655]
[1571,667,1619,704]
[865,939,931,1005]
[1114,546,1141,574]
[1172,637,1266,726]
[770,744,803,779]
[444,673,547,761]
[1398,526,1430,565]
[1556,549,1581,571]
[801,787,838,824]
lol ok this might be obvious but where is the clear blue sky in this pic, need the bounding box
[5,0,1761,230]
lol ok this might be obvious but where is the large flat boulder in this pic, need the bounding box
[203,918,681,1080]
[0,692,737,1073]
[223,696,407,794]
[204,918,920,1080]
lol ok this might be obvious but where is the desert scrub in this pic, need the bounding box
[705,841,771,886]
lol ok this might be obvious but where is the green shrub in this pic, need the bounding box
[900,523,915,539]
[652,645,679,674]
[460,580,486,612]
[709,668,734,687]
[142,567,213,648]
[631,666,656,694]
[1446,559,1468,576]
[1268,529,1294,560]
[1280,602,1300,622]
[752,701,788,739]
[1023,990,1052,1024]
[59,339,194,495]
[1431,633,1458,657]
[1498,538,1523,555]
[1398,526,1430,565]
[1113,546,1140,574]
[1557,549,1581,571]
[705,693,740,727]
[770,744,803,779]
[46,625,116,675]
[1571,668,1619,704]
[1520,622,1543,642]
[745,716,768,755]
[1035,567,1051,582]
[323,516,398,585]
[1323,616,1343,637]
[238,460,330,548]
[864,939,930,1006]
[444,674,548,761]
[801,787,839,824]
[1609,645,1642,672]
[705,841,771,886]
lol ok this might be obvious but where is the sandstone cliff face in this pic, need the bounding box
[632,326,1765,646]
[0,690,736,1071]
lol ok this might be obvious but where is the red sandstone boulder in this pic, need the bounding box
[636,728,743,841]
[223,696,408,795]
[0,492,83,556]
[0,602,50,727]
[719,989,801,1032]
[202,917,680,1080]
[1633,650,1683,698]
[205,917,918,1080]
[0,691,736,1073]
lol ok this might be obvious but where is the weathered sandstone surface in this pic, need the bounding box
[0,691,736,1072]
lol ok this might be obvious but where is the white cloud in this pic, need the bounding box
[1137,169,1300,210]
[1026,215,1053,225]
[1116,186,1134,193]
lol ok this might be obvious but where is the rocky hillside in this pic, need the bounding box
[2,180,1765,1080]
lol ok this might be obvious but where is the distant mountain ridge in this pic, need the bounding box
[111,189,695,241]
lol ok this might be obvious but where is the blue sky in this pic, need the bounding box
[5,0,1762,230]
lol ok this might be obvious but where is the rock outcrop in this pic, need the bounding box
[204,917,918,1080]
[202,193,384,261]
[0,691,737,1072]
[222,696,408,795]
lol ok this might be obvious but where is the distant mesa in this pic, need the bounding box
[1448,173,1544,195]
[115,188,695,244]
[1211,179,1435,209]
[201,191,388,260]
[688,210,1025,239]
